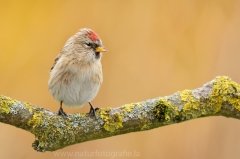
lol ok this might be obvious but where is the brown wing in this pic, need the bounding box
[50,54,62,71]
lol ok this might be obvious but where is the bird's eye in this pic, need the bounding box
[85,42,92,47]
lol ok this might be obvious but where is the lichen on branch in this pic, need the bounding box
[0,76,240,152]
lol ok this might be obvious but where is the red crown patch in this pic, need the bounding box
[88,31,99,41]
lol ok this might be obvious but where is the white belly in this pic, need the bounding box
[59,77,99,107]
[48,66,102,108]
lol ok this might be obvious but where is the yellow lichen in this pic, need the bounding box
[25,102,36,113]
[179,76,240,119]
[141,124,150,130]
[27,111,45,128]
[99,107,123,132]
[211,76,240,112]
[121,104,135,113]
[165,115,170,121]
[99,107,112,119]
[39,141,45,147]
[135,102,143,108]
[119,104,135,118]
[181,90,199,110]
[180,90,202,119]
[103,113,123,132]
[153,99,172,122]
[0,95,15,114]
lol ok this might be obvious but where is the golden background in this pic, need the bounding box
[1,1,240,159]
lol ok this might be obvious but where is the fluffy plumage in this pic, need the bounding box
[48,28,106,116]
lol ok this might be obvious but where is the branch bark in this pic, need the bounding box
[0,76,240,152]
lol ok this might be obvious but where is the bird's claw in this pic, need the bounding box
[57,107,67,116]
[89,102,100,119]
[89,107,100,119]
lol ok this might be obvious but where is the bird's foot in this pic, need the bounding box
[89,102,100,119]
[57,107,67,116]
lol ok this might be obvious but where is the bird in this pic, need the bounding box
[48,28,107,118]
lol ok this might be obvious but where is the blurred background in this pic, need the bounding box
[0,0,240,159]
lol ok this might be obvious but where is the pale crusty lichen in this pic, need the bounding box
[119,100,155,123]
[120,104,135,119]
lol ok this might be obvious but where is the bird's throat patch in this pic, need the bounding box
[95,52,101,59]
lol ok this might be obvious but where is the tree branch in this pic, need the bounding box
[1,76,240,152]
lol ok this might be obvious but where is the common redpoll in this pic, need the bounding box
[48,28,106,117]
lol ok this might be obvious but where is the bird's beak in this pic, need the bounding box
[95,46,107,52]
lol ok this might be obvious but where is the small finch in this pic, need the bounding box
[48,28,107,117]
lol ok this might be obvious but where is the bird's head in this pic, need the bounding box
[63,28,107,63]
